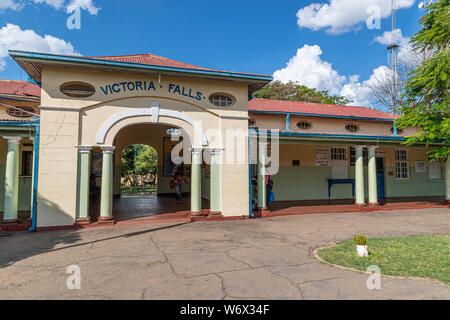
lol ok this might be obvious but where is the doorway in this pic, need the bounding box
[376,157,386,201]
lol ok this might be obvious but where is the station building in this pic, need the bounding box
[0,51,448,230]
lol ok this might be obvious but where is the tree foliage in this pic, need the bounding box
[121,144,158,187]
[253,81,352,105]
[396,0,449,159]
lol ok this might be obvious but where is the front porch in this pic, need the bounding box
[267,196,449,217]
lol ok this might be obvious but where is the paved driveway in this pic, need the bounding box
[0,208,449,300]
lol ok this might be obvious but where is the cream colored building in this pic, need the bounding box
[0,51,448,230]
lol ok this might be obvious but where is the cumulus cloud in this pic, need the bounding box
[0,0,23,11]
[273,44,402,108]
[0,23,79,70]
[373,28,421,66]
[66,0,100,15]
[296,0,416,34]
[273,45,346,96]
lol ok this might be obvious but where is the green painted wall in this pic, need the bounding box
[0,165,32,212]
[272,165,444,201]
[385,166,445,198]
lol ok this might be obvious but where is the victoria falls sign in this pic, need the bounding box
[99,80,205,102]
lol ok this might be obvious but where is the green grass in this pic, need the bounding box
[318,235,450,284]
[121,187,157,197]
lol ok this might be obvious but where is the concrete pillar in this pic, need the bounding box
[191,148,202,216]
[354,145,366,206]
[256,142,270,217]
[446,155,450,203]
[76,147,92,224]
[99,146,115,223]
[209,149,222,216]
[2,137,22,224]
[368,146,378,206]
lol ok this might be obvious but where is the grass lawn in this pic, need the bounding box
[318,235,450,284]
[121,187,157,197]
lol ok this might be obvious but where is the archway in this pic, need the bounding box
[85,122,210,223]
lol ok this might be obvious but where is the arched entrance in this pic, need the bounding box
[76,115,219,225]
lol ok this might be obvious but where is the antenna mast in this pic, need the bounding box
[387,0,400,114]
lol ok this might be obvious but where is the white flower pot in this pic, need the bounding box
[356,245,369,257]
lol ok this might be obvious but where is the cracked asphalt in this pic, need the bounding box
[0,208,449,300]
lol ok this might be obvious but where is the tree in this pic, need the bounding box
[253,81,352,105]
[396,0,449,160]
[121,144,158,188]
[366,64,417,113]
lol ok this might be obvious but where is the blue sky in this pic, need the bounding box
[0,0,425,107]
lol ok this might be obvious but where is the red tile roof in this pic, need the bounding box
[91,53,270,77]
[93,53,210,71]
[248,98,397,120]
[0,80,40,98]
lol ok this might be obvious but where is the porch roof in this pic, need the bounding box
[9,50,272,93]
[249,98,397,122]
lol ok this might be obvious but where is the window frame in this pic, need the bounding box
[21,150,33,177]
[209,94,235,107]
[429,160,442,180]
[395,149,410,180]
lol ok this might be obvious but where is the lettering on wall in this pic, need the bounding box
[316,148,331,167]
[99,80,205,102]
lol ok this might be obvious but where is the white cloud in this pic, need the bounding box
[273,44,401,107]
[32,0,65,9]
[66,0,100,15]
[297,0,416,34]
[0,0,23,11]
[0,23,79,70]
[0,0,100,14]
[273,45,346,96]
[373,28,421,66]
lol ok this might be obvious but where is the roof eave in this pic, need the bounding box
[9,50,273,87]
[248,110,396,122]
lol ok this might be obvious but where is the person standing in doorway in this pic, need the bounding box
[173,168,186,205]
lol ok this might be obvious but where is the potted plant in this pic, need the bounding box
[353,234,369,257]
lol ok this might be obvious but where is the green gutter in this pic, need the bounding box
[9,50,273,82]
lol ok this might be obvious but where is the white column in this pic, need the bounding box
[368,146,379,205]
[2,137,22,224]
[354,145,366,206]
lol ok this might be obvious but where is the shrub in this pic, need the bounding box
[353,234,368,246]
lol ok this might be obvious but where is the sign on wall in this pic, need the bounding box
[415,161,427,173]
[316,148,331,167]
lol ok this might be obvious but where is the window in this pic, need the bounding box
[7,106,35,118]
[332,147,347,160]
[209,94,235,107]
[350,147,368,166]
[292,160,300,167]
[429,161,442,180]
[60,82,95,98]
[331,148,348,179]
[297,121,312,130]
[21,151,33,177]
[391,127,404,135]
[395,149,410,179]
[345,124,360,133]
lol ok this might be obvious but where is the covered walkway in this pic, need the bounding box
[268,197,449,217]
